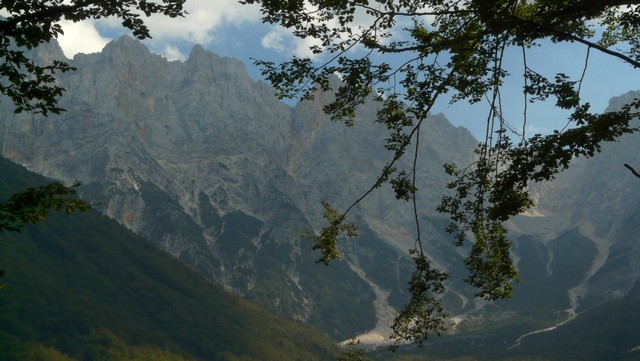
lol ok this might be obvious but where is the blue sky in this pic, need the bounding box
[55,2,640,141]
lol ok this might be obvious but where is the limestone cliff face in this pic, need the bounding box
[0,36,481,339]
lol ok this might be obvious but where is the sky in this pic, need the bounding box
[55,1,640,141]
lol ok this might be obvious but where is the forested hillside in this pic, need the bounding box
[0,158,338,361]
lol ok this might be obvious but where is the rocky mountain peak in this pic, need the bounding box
[101,35,155,63]
[186,43,248,77]
[187,43,208,60]
[607,90,640,111]
[30,38,68,64]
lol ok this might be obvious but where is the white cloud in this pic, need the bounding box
[163,45,186,62]
[261,27,323,58]
[53,1,418,61]
[53,0,392,61]
[259,1,353,59]
[57,20,111,58]
[261,28,288,53]
[139,0,262,44]
[526,124,550,136]
[56,0,262,58]
[257,1,415,59]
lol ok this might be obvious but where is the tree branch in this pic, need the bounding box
[513,17,640,68]
[0,0,96,35]
[624,163,640,179]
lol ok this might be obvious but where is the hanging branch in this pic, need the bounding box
[624,163,640,179]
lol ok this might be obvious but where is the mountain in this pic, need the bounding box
[526,91,640,296]
[0,157,338,360]
[498,91,640,317]
[369,92,640,360]
[498,91,640,359]
[3,35,640,356]
[509,280,640,361]
[0,36,480,341]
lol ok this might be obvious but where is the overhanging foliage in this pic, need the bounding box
[245,0,640,347]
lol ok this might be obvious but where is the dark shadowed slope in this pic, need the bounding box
[0,157,338,361]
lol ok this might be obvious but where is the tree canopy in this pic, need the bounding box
[244,0,640,347]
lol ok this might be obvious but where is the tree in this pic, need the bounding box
[243,0,640,347]
[0,0,185,115]
[0,182,91,287]
[0,0,186,284]
[336,339,372,361]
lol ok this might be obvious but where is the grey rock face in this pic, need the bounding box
[0,36,481,339]
[511,90,640,307]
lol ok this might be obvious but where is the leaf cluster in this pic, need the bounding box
[0,0,186,114]
[0,181,90,288]
[337,339,373,361]
[390,251,448,349]
[439,98,639,300]
[300,201,358,266]
[0,181,90,234]
[438,157,522,301]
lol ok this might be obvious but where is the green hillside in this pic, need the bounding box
[510,281,640,361]
[0,158,338,360]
